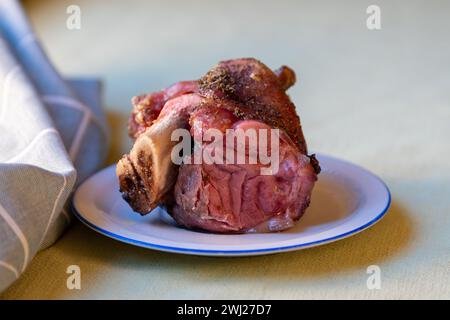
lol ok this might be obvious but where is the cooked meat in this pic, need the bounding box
[117,58,319,233]
[198,58,307,154]
[173,109,317,233]
[128,59,306,153]
[128,81,198,139]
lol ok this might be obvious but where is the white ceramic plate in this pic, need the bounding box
[72,154,391,257]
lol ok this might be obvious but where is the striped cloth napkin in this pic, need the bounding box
[0,0,109,292]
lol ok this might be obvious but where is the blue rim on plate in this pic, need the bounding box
[71,156,391,255]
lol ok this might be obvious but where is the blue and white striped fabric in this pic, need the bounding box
[0,0,109,292]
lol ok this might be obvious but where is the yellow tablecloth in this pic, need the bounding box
[2,0,448,299]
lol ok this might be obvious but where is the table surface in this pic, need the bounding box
[1,0,449,299]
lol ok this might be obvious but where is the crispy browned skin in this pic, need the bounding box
[198,58,307,154]
[274,65,296,90]
[119,58,315,215]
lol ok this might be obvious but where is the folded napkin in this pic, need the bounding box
[0,0,109,292]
